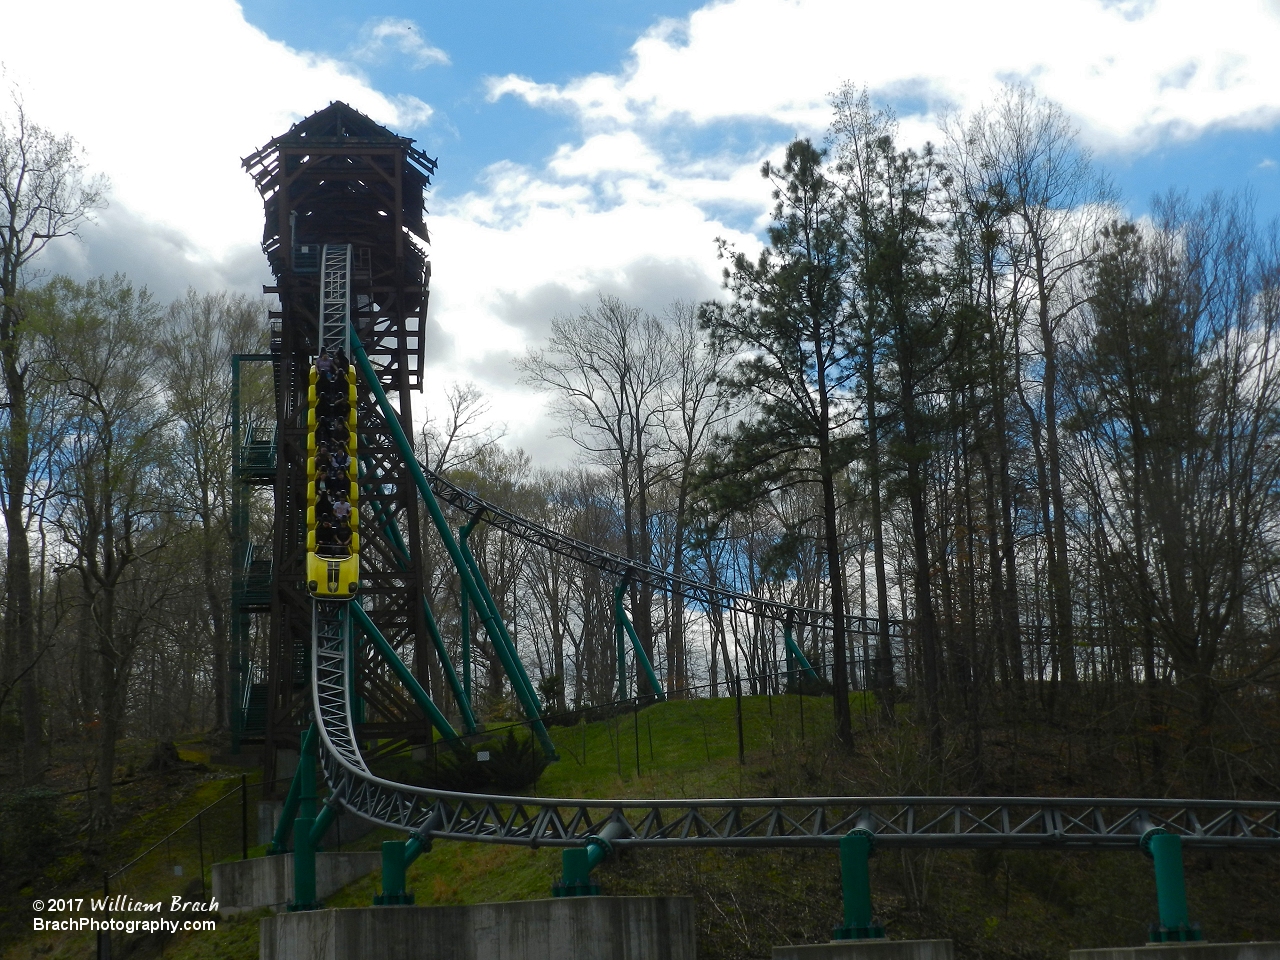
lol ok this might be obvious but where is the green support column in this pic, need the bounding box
[832,830,883,940]
[269,725,317,854]
[308,798,338,851]
[556,847,599,897]
[784,623,819,684]
[615,583,665,702]
[459,526,472,706]
[353,340,555,758]
[352,603,459,743]
[457,518,551,754]
[1143,830,1202,942]
[552,822,626,897]
[374,840,414,905]
[288,731,322,911]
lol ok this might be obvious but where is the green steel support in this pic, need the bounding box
[352,603,459,742]
[352,339,556,760]
[459,527,472,707]
[1143,830,1202,942]
[374,840,414,905]
[308,799,338,851]
[832,831,884,940]
[784,624,819,684]
[615,582,665,702]
[359,453,476,732]
[458,517,548,742]
[405,834,428,865]
[420,596,476,732]
[269,724,317,854]
[552,821,626,897]
[288,729,322,911]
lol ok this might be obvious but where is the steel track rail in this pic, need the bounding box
[312,626,1280,851]
[424,468,897,635]
[309,245,1280,860]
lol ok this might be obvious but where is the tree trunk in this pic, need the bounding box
[201,514,228,733]
[865,348,895,722]
[1035,249,1077,688]
[2,351,39,784]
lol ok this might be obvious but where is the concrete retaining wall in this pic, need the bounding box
[1071,945,1280,960]
[773,940,954,960]
[260,896,696,960]
[212,851,381,913]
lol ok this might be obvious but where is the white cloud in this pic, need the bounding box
[0,0,435,273]
[352,17,451,69]
[9,0,1280,466]
[489,0,1280,152]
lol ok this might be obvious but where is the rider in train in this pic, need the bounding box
[306,349,360,599]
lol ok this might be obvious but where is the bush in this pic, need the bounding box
[0,788,66,886]
[390,729,552,794]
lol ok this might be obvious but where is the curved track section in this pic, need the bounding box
[309,634,1280,855]
[424,468,892,634]
[312,633,1280,851]
[307,236,1280,858]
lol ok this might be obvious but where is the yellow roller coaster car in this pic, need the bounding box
[306,361,360,599]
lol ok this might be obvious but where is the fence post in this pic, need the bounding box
[241,774,248,860]
[197,813,206,900]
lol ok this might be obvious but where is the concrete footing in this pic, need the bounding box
[773,941,954,960]
[212,851,381,914]
[259,896,696,960]
[1071,945,1280,960]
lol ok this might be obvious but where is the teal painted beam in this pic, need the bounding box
[358,452,476,732]
[784,624,819,683]
[308,799,338,850]
[617,592,665,702]
[351,339,556,760]
[833,830,884,940]
[351,603,458,742]
[458,528,549,738]
[269,724,317,854]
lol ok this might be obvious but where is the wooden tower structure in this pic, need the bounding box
[242,102,443,787]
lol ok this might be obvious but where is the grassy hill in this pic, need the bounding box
[5,694,1279,959]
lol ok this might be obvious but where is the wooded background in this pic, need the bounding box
[2,84,1278,830]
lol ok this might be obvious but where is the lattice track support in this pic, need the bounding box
[244,103,447,789]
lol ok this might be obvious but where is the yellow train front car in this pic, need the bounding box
[306,353,360,599]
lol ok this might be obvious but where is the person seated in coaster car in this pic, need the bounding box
[326,416,350,446]
[315,349,334,380]
[315,517,339,557]
[333,520,353,553]
[331,495,352,525]
[330,447,352,478]
[314,488,334,519]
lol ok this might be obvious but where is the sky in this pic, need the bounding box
[4,0,1280,464]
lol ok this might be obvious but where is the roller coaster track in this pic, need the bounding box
[424,468,897,636]
[306,243,1280,859]
[314,613,1280,851]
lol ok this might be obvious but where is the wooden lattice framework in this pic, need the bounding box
[243,102,441,789]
